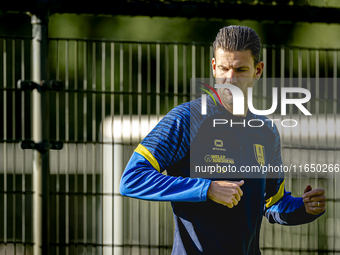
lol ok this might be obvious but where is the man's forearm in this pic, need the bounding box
[120,152,211,202]
[264,192,324,226]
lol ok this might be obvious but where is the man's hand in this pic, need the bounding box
[302,185,326,215]
[207,180,244,208]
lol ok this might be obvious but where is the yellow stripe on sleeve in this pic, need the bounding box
[265,179,285,208]
[135,144,161,172]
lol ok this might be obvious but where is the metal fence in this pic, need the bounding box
[0,34,340,255]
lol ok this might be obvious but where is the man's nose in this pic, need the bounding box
[226,69,236,83]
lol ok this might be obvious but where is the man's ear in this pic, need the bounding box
[255,61,264,79]
[212,58,216,76]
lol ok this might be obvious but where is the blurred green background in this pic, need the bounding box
[1,12,340,48]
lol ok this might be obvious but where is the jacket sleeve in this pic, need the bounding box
[264,188,324,226]
[263,123,324,225]
[119,103,211,202]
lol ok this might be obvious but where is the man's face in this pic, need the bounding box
[211,49,264,107]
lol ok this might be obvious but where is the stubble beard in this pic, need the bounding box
[217,87,233,107]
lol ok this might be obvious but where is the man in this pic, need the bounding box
[120,25,326,254]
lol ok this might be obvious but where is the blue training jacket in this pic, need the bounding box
[120,95,323,255]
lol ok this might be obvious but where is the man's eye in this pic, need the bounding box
[237,68,246,72]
